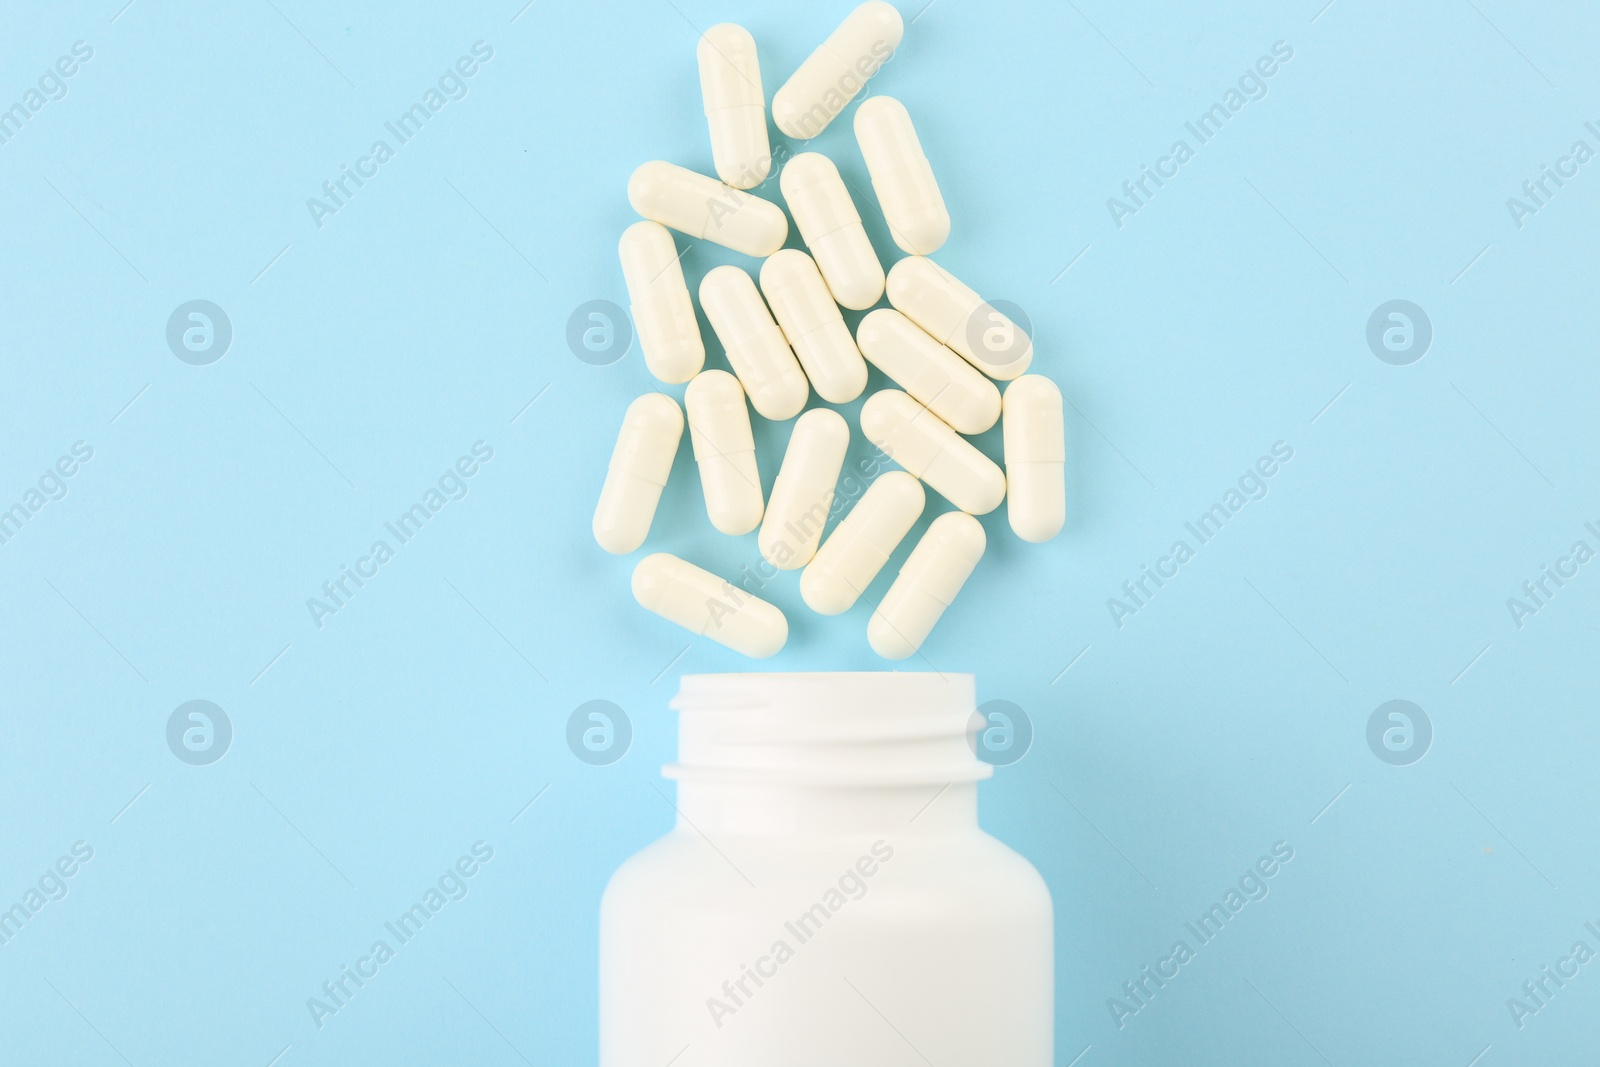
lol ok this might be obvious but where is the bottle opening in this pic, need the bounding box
[664,671,992,786]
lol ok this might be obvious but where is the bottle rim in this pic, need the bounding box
[665,671,993,786]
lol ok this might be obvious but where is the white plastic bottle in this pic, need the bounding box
[599,672,1053,1066]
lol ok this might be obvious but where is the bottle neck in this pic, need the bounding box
[664,672,989,837]
[675,780,979,837]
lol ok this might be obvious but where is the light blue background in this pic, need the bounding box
[2,0,1597,1063]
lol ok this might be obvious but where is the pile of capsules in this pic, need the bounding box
[592,0,1065,660]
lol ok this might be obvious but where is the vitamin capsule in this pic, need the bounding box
[759,409,849,570]
[860,390,1005,515]
[868,511,985,660]
[855,308,1000,435]
[699,265,809,421]
[593,393,684,554]
[618,222,704,384]
[759,250,868,404]
[886,257,1034,379]
[628,161,788,258]
[633,552,788,658]
[772,1,903,140]
[698,24,770,190]
[1003,375,1066,543]
[684,370,763,535]
[779,153,884,310]
[801,470,925,615]
[854,97,949,255]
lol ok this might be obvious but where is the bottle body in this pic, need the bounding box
[599,673,1053,1066]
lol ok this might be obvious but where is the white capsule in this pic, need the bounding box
[698,24,770,190]
[886,256,1033,379]
[628,161,788,258]
[633,552,788,659]
[592,394,683,555]
[854,97,949,255]
[855,308,1000,435]
[684,370,763,535]
[801,470,925,615]
[618,222,704,384]
[700,265,809,421]
[860,390,1006,515]
[772,1,903,140]
[1003,376,1066,543]
[868,511,985,660]
[759,408,849,570]
[759,250,868,404]
[779,153,884,310]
